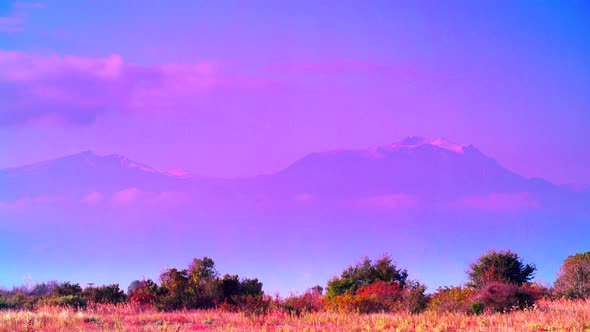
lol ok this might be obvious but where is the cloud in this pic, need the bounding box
[0,49,276,126]
[81,192,103,205]
[0,16,23,32]
[354,193,418,209]
[451,192,540,212]
[111,187,189,206]
[0,195,63,211]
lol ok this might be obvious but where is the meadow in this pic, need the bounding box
[0,298,589,332]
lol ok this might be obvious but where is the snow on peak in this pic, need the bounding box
[162,168,192,178]
[391,137,467,153]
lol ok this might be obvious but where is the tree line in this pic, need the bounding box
[1,250,589,314]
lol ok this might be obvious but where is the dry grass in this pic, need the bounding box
[1,299,589,331]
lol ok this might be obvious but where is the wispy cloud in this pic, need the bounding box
[111,188,189,206]
[0,16,23,32]
[0,49,276,126]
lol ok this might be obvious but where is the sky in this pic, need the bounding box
[0,0,590,294]
[0,1,589,183]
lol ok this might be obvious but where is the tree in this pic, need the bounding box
[554,251,590,299]
[128,280,141,294]
[128,279,167,306]
[83,284,126,304]
[467,250,536,288]
[53,282,83,297]
[326,255,408,297]
[188,257,218,285]
[186,257,221,308]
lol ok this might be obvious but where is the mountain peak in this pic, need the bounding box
[393,136,467,153]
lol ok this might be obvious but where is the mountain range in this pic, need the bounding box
[1,137,588,294]
[0,136,583,208]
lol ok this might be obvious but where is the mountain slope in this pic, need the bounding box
[0,151,188,201]
[0,137,576,206]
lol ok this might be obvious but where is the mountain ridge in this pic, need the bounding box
[0,137,578,205]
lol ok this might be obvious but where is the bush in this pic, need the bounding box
[428,286,475,313]
[53,282,83,297]
[128,279,167,306]
[472,281,546,312]
[48,295,87,309]
[470,301,484,315]
[282,286,324,315]
[326,255,408,297]
[400,280,429,314]
[324,255,426,313]
[355,281,404,313]
[234,295,272,316]
[467,250,536,288]
[83,284,127,305]
[554,251,590,299]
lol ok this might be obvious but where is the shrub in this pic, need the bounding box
[53,282,83,297]
[234,294,272,316]
[428,286,475,313]
[128,279,167,306]
[467,250,536,288]
[554,251,590,299]
[355,281,403,313]
[326,255,408,297]
[83,284,127,305]
[470,301,484,315]
[400,280,429,314]
[472,281,546,312]
[48,295,87,309]
[324,293,363,313]
[282,286,324,315]
[324,255,426,313]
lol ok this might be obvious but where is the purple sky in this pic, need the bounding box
[1,1,590,295]
[1,1,589,184]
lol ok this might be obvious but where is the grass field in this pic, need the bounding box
[1,299,589,332]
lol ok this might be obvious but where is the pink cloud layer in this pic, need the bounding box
[110,188,189,206]
[0,49,275,126]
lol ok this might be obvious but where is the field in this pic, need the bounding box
[1,299,589,332]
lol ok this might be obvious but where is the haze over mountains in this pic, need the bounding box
[1,137,588,294]
[0,136,582,206]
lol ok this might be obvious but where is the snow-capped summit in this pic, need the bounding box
[391,136,467,153]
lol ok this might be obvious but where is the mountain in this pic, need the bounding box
[0,150,191,201]
[1,137,588,295]
[0,137,576,206]
[235,137,567,207]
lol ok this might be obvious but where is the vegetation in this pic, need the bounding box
[2,250,590,330]
[467,250,536,288]
[554,251,590,299]
[0,299,589,331]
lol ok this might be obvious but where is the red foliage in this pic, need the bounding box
[474,282,547,312]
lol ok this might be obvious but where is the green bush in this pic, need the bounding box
[467,250,536,288]
[470,301,484,315]
[48,295,87,309]
[326,255,408,297]
[83,284,127,305]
